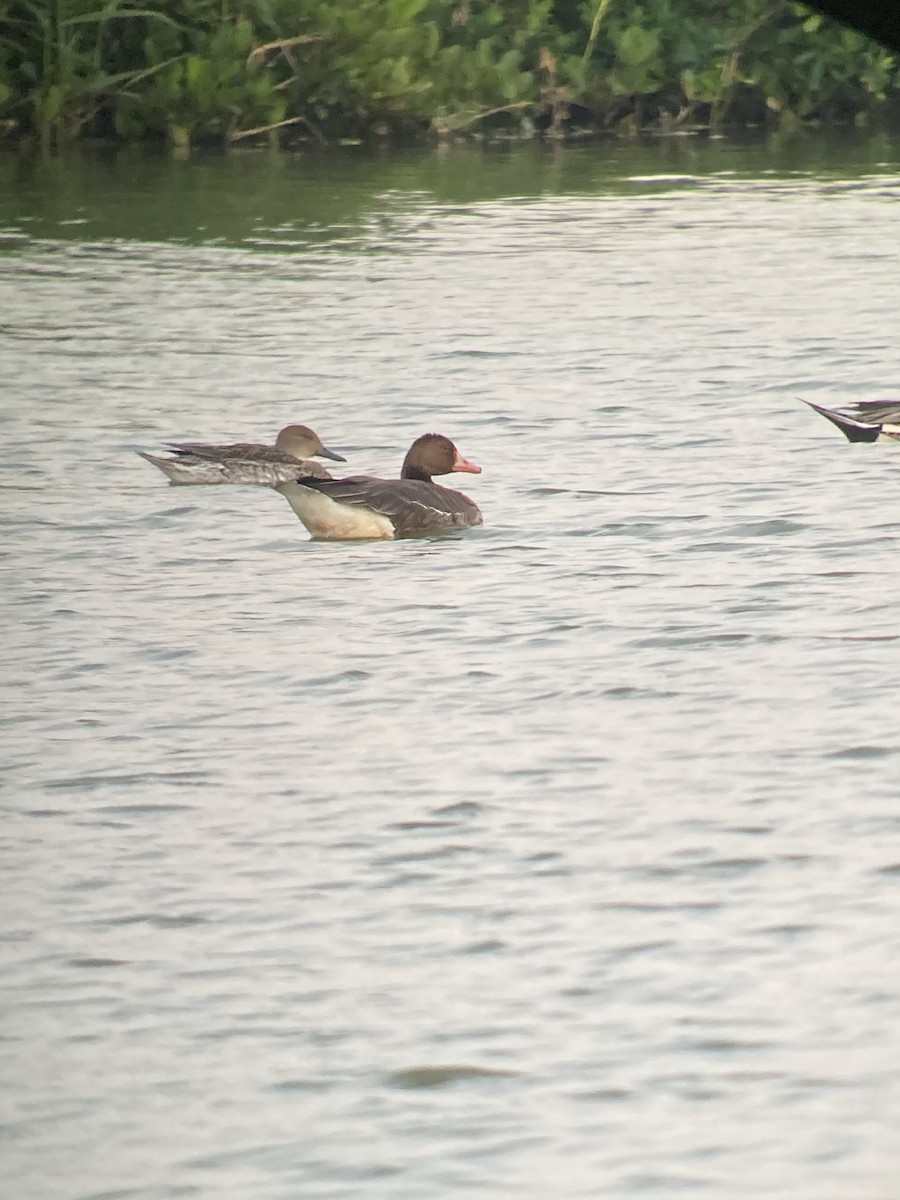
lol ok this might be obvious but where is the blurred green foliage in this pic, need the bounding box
[1,1,897,147]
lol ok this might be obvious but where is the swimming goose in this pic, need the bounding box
[139,424,346,485]
[277,433,483,540]
[803,399,900,443]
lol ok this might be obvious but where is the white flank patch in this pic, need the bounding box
[278,484,395,540]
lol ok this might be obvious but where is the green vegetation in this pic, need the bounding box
[2,1,898,148]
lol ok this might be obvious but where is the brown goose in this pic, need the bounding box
[277,433,483,540]
[139,424,346,485]
[802,399,900,443]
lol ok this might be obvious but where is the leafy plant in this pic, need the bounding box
[115,16,285,144]
[1,0,898,147]
[1,1,187,145]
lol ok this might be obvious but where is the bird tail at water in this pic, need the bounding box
[137,450,223,484]
[801,400,881,443]
[138,450,180,482]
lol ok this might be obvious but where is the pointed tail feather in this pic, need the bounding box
[137,450,225,484]
[802,400,881,444]
[138,450,181,480]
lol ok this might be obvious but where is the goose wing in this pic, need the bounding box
[297,476,482,536]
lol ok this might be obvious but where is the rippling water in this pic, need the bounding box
[2,136,900,1199]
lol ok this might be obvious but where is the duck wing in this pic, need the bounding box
[296,475,482,537]
[842,401,900,426]
[168,440,300,465]
[141,446,332,485]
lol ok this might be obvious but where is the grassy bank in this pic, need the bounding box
[2,1,898,150]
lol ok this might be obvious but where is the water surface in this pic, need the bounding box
[2,134,900,1200]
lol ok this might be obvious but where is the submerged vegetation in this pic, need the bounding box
[2,1,898,149]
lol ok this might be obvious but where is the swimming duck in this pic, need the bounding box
[139,424,346,485]
[802,400,900,443]
[277,433,483,540]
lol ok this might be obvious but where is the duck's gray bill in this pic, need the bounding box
[320,446,347,462]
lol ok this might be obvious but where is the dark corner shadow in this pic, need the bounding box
[803,1,900,53]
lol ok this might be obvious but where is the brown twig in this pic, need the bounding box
[437,101,532,132]
[228,116,313,143]
[105,55,187,91]
[248,35,327,63]
[229,115,328,144]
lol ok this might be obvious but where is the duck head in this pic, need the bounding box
[275,425,346,462]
